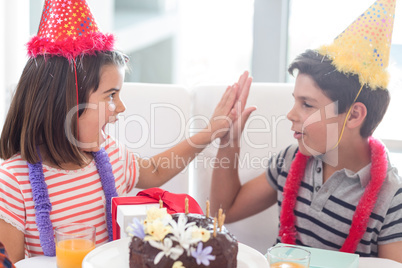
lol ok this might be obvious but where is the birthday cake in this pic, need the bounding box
[127,207,238,268]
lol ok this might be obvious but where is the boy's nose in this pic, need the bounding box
[287,106,297,122]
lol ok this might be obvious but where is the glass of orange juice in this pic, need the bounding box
[267,245,311,268]
[55,223,96,268]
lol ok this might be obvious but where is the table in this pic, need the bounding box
[14,255,402,268]
[15,256,56,268]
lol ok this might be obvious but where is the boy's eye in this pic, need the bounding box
[303,102,313,108]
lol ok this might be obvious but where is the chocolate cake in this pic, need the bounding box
[127,210,238,268]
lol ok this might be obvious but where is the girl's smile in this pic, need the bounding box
[78,64,126,151]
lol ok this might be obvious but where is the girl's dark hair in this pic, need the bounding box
[0,50,127,167]
[288,49,390,138]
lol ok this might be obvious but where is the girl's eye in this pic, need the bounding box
[303,102,312,108]
[109,92,116,100]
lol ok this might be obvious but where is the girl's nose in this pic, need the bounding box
[116,99,126,114]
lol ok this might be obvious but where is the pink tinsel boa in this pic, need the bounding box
[279,137,388,253]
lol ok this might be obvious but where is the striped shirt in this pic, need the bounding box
[266,144,402,257]
[0,136,139,257]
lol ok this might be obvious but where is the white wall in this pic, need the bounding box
[252,0,289,83]
[0,0,5,130]
[0,1,30,133]
[86,0,114,32]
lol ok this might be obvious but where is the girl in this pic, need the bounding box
[0,48,252,262]
[0,1,252,261]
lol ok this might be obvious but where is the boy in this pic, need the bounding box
[210,0,402,263]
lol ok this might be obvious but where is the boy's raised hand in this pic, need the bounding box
[220,71,256,146]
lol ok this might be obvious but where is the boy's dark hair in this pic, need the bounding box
[0,51,127,167]
[288,49,390,138]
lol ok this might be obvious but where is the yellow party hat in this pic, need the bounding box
[317,0,396,90]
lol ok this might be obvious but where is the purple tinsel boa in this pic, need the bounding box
[92,148,119,242]
[28,161,55,256]
[27,147,118,256]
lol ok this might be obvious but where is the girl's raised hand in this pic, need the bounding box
[207,71,255,144]
[206,82,238,142]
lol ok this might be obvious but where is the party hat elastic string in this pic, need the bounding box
[332,84,364,149]
[73,60,79,138]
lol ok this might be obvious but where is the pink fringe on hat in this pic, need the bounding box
[27,32,114,60]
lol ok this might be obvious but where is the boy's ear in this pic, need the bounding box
[347,102,367,129]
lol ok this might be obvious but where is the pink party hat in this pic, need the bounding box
[318,0,396,90]
[27,0,114,60]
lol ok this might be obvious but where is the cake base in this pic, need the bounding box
[129,213,238,268]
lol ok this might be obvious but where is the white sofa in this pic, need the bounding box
[106,82,296,254]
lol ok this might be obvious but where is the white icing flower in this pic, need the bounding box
[149,238,184,265]
[169,214,201,254]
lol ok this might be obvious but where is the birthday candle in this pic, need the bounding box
[185,196,189,214]
[213,217,217,237]
[159,199,163,208]
[218,208,223,225]
[206,200,210,218]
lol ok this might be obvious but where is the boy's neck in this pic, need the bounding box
[322,137,371,183]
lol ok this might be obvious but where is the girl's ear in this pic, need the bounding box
[347,102,367,129]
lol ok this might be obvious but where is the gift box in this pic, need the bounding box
[111,187,204,240]
[275,243,359,268]
[112,197,159,240]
